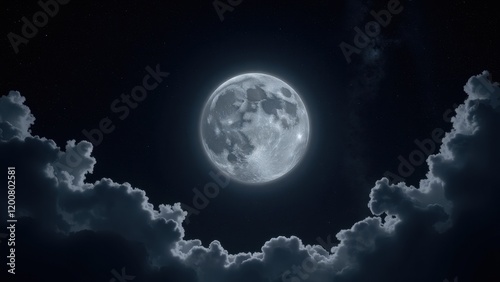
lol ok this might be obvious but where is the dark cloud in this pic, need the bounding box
[0,91,35,140]
[1,72,499,281]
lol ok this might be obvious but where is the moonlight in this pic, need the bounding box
[200,73,310,184]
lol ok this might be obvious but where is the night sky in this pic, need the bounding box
[1,0,500,281]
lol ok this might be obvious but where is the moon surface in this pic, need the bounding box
[200,73,310,184]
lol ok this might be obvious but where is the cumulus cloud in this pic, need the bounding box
[0,91,35,140]
[1,71,499,281]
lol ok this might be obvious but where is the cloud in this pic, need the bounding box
[1,71,499,281]
[0,91,35,140]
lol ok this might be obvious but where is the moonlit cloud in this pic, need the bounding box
[0,91,35,140]
[1,71,499,281]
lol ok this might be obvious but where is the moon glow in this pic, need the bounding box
[200,73,310,184]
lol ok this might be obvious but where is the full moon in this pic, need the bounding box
[200,73,310,184]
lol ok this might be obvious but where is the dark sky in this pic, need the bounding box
[1,0,500,281]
